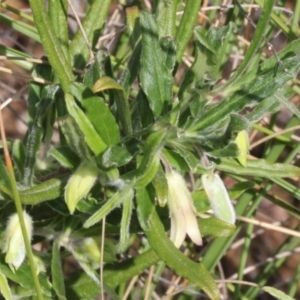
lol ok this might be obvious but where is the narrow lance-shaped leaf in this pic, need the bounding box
[48,0,70,65]
[58,115,93,161]
[70,81,120,144]
[28,0,74,90]
[140,11,173,117]
[136,186,220,300]
[84,187,134,228]
[64,93,107,157]
[117,197,134,252]
[121,129,169,187]
[189,55,300,132]
[23,85,58,187]
[0,271,12,300]
[218,158,300,178]
[51,240,67,300]
[20,177,65,205]
[69,0,111,69]
[262,286,294,300]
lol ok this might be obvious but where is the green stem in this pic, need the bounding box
[175,0,202,62]
[0,111,43,300]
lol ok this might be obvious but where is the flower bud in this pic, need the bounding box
[202,173,235,224]
[65,161,98,214]
[166,170,202,248]
[235,130,249,167]
[2,211,33,272]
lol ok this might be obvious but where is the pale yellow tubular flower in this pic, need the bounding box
[166,170,202,248]
[3,211,33,272]
[65,161,98,214]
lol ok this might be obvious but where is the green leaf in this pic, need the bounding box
[93,77,132,135]
[124,155,160,188]
[121,130,169,187]
[69,0,111,69]
[0,157,11,192]
[102,144,133,168]
[228,181,255,199]
[189,54,300,132]
[0,272,12,300]
[262,286,294,300]
[48,146,80,169]
[28,0,74,90]
[27,61,53,127]
[0,13,40,42]
[140,11,173,117]
[152,165,168,207]
[194,23,235,79]
[48,0,70,65]
[160,37,177,72]
[172,146,199,171]
[51,241,66,300]
[223,0,275,89]
[20,178,65,205]
[65,273,120,300]
[218,158,300,178]
[81,96,120,146]
[0,45,33,70]
[125,5,140,48]
[64,93,107,157]
[135,90,154,129]
[162,148,190,171]
[83,56,102,88]
[71,82,120,145]
[192,190,210,213]
[64,242,101,287]
[136,186,220,300]
[119,42,142,93]
[12,140,26,180]
[246,96,281,124]
[117,198,134,252]
[23,84,58,187]
[155,0,177,37]
[0,256,53,297]
[58,115,92,161]
[199,217,236,238]
[223,38,300,96]
[84,187,134,228]
[175,0,202,62]
[135,187,156,231]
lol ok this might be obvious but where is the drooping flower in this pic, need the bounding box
[166,170,202,248]
[202,173,236,225]
[65,161,98,214]
[2,211,33,272]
